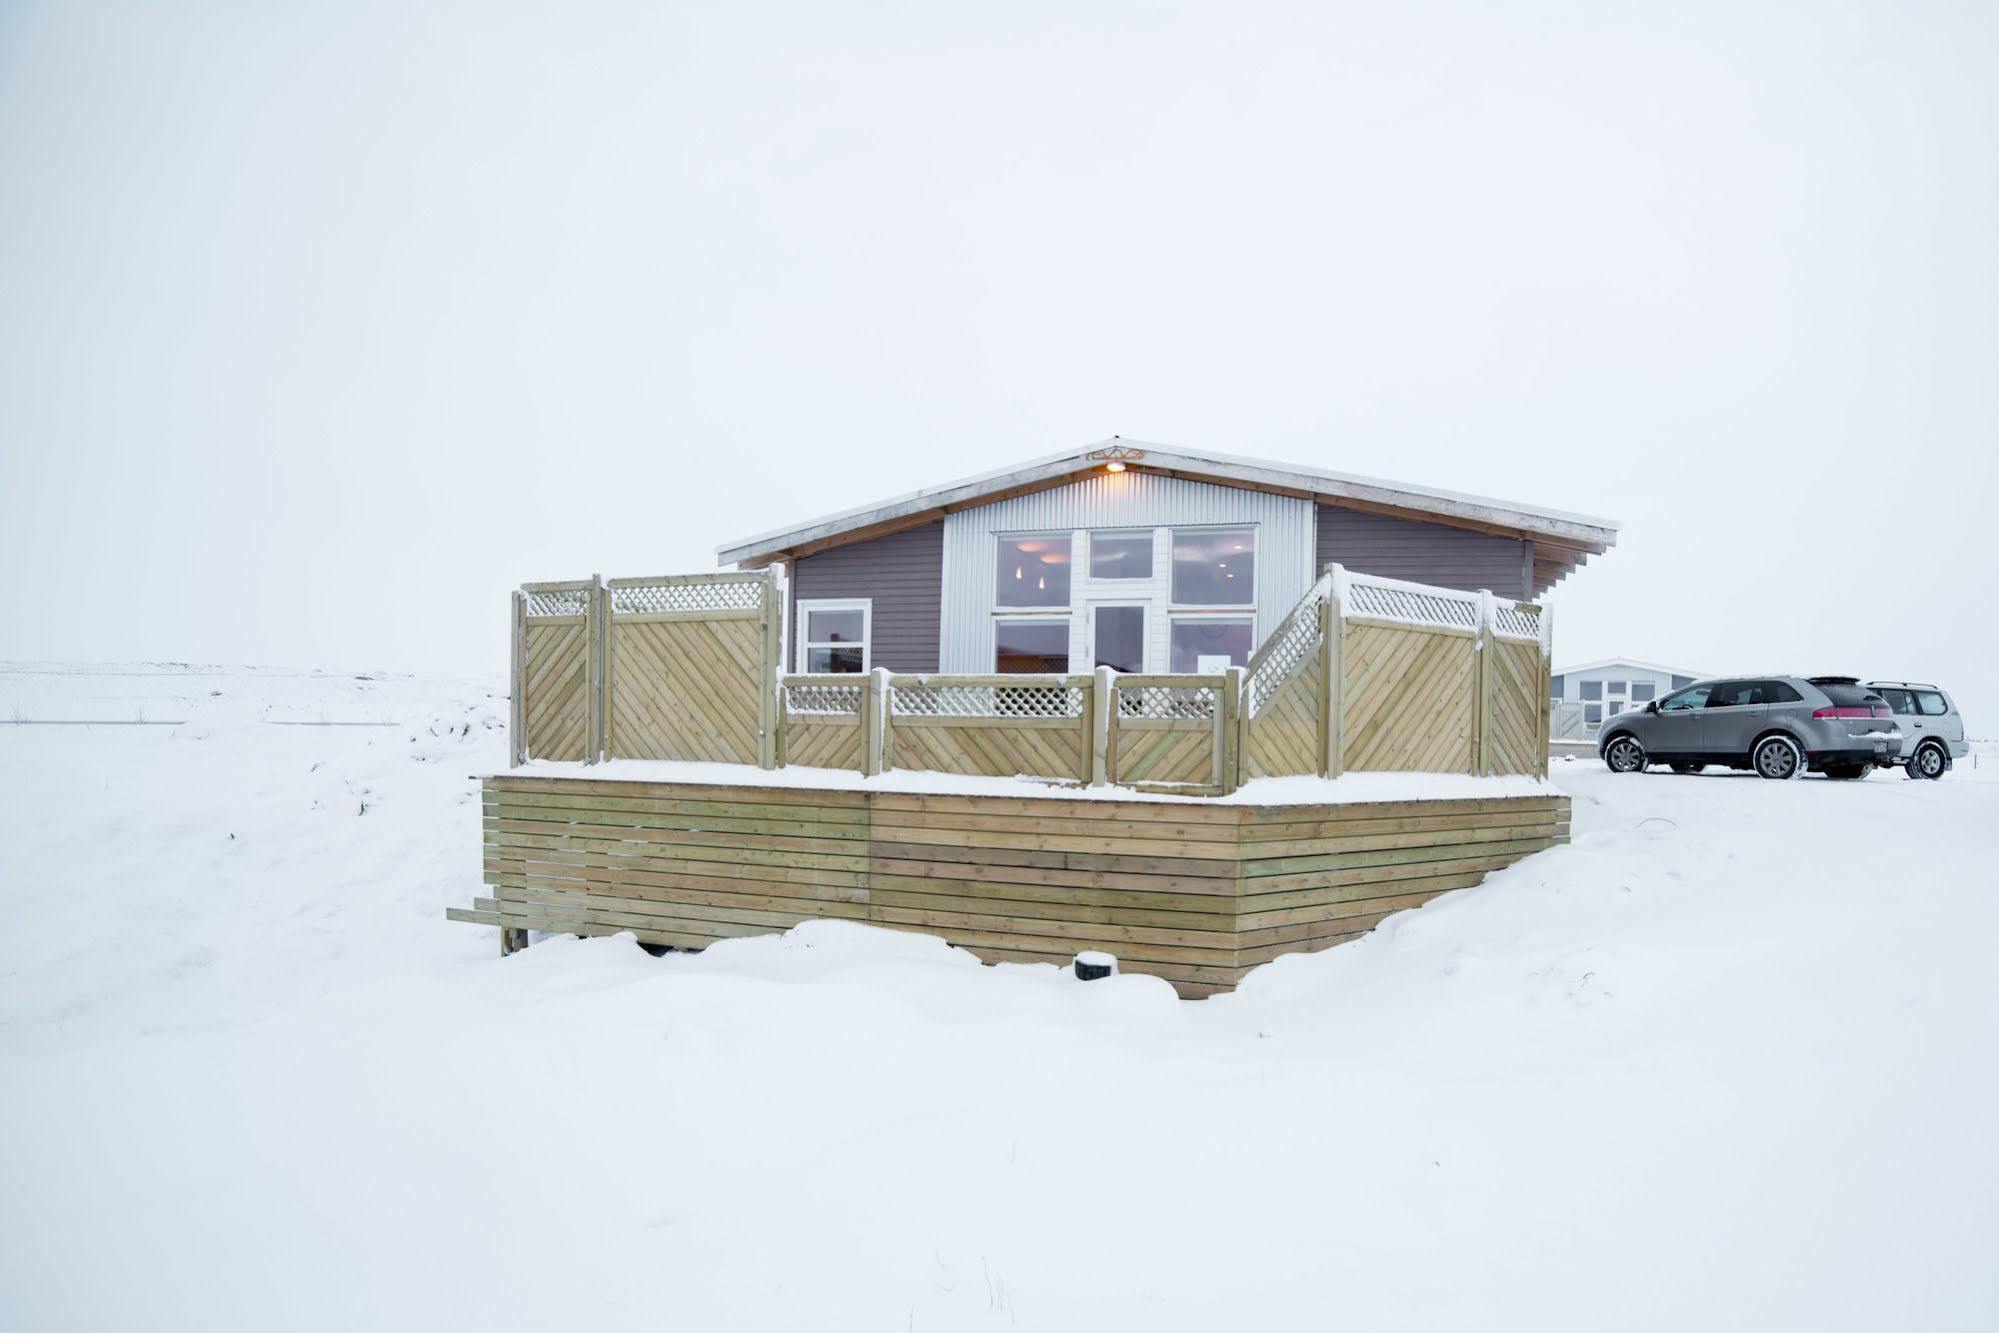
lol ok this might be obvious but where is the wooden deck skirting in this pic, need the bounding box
[450,775,1571,997]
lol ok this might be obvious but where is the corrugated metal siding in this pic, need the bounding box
[789,521,943,672]
[1315,505,1530,599]
[940,473,1315,672]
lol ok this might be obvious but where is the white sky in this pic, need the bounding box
[4,1,1995,720]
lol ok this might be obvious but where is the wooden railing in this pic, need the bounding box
[508,564,1552,791]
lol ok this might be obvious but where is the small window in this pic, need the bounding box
[1630,682,1656,702]
[1877,688,1915,715]
[797,600,869,674]
[1917,690,1950,716]
[997,535,1071,608]
[1089,531,1153,580]
[1168,617,1253,672]
[1660,685,1712,712]
[1092,605,1145,673]
[1761,680,1802,704]
[1170,528,1254,606]
[995,617,1069,673]
[1584,702,1603,725]
[1579,681,1603,701]
[1607,680,1627,695]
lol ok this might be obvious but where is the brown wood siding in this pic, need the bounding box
[788,521,944,672]
[456,775,1571,997]
[1316,505,1530,600]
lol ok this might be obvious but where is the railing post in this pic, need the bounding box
[864,667,890,777]
[1090,665,1113,786]
[594,574,611,763]
[1321,565,1347,778]
[1473,589,1495,776]
[581,574,604,766]
[757,572,781,770]
[509,590,526,767]
[1220,666,1244,794]
[1537,602,1555,775]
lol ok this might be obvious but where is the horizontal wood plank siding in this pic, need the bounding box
[460,775,1570,998]
[789,521,944,672]
[1316,504,1530,599]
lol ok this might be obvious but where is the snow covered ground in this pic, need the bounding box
[3,664,1996,1331]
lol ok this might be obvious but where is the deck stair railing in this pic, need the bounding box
[507,562,1552,793]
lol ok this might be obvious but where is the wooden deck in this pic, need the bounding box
[451,774,1571,997]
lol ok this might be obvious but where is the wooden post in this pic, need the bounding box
[757,572,781,770]
[1537,602,1555,775]
[1090,665,1113,786]
[864,667,890,776]
[580,573,603,765]
[508,590,526,767]
[1473,590,1495,776]
[1322,565,1347,779]
[1219,666,1244,794]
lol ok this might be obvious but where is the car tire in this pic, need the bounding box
[1603,734,1646,773]
[1908,741,1948,781]
[1752,733,1803,780]
[1669,762,1705,775]
[1822,763,1868,780]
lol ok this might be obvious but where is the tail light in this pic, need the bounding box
[1814,705,1890,719]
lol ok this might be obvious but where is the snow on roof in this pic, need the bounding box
[1554,658,1706,679]
[716,437,1621,567]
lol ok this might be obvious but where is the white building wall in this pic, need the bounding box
[939,472,1316,673]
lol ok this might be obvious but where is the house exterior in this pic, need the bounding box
[718,439,1620,678]
[1551,658,1705,735]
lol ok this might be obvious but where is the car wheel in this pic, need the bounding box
[1822,763,1867,780]
[1752,734,1803,780]
[1669,762,1705,775]
[1603,734,1646,773]
[1909,741,1947,781]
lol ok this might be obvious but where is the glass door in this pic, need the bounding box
[1090,604,1146,673]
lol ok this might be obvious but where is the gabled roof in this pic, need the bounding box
[1555,658,1706,679]
[716,437,1621,592]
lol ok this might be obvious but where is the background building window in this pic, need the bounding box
[1169,617,1253,672]
[997,535,1071,608]
[995,617,1070,673]
[796,600,869,673]
[1170,528,1254,605]
[1631,682,1656,702]
[1579,681,1603,701]
[1088,530,1153,580]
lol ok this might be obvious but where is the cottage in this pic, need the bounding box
[1551,657,1705,742]
[453,439,1621,995]
[718,439,1618,680]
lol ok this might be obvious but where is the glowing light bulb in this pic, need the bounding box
[1105,460,1125,472]
[1038,576,1046,590]
[1015,565,1023,580]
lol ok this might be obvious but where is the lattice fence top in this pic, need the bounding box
[1491,600,1542,641]
[611,578,764,615]
[1342,575,1480,631]
[892,679,1086,719]
[783,678,862,717]
[1119,681,1217,721]
[523,588,591,618]
[1248,604,1320,716]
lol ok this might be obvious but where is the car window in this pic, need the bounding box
[1877,688,1915,715]
[1706,681,1751,707]
[1660,685,1711,712]
[1816,682,1877,708]
[1917,690,1950,716]
[1760,680,1801,704]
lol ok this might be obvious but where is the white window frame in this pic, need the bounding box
[1168,525,1257,610]
[995,531,1074,611]
[1167,613,1256,674]
[1086,528,1155,582]
[993,614,1072,673]
[795,598,872,674]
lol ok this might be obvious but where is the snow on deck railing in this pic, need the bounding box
[783,676,863,717]
[1490,598,1542,641]
[1340,570,1481,631]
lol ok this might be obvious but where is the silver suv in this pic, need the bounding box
[1598,675,1902,780]
[1866,681,1968,780]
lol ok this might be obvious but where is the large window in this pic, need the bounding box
[997,535,1071,608]
[1092,605,1145,672]
[796,600,869,674]
[1089,530,1153,580]
[1170,528,1254,605]
[995,618,1069,673]
[1169,617,1253,672]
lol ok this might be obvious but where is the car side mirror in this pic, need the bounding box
[1645,700,1659,714]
